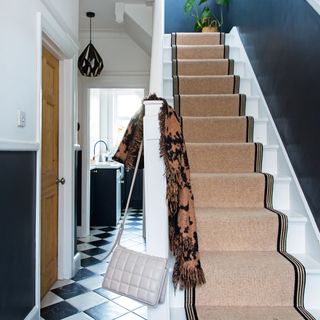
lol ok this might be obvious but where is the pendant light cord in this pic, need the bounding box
[90,17,92,44]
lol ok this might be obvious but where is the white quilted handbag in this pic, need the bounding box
[102,143,168,306]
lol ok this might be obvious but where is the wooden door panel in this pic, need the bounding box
[41,186,58,295]
[41,47,59,298]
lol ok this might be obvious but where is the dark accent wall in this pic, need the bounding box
[223,1,320,230]
[164,0,320,230]
[0,151,36,319]
[165,0,216,33]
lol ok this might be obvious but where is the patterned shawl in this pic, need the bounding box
[113,94,205,289]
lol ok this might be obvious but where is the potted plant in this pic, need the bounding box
[184,0,230,32]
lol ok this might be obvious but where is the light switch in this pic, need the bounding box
[17,110,26,127]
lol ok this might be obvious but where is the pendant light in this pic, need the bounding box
[78,12,104,77]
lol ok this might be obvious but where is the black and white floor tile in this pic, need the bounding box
[41,210,147,320]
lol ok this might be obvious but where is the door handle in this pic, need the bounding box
[56,177,66,185]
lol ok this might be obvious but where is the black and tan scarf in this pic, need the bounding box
[113,94,205,289]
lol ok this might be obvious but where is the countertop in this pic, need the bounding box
[90,160,123,170]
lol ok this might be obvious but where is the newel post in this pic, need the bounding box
[143,100,170,319]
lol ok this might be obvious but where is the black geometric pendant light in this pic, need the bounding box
[78,12,104,77]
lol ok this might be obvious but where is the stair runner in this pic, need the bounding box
[171,32,315,320]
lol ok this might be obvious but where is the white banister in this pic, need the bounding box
[143,100,170,319]
[149,0,164,95]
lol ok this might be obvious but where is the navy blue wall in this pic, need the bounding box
[164,0,320,230]
[0,151,36,319]
[165,0,217,33]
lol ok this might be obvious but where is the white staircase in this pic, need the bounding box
[115,2,153,54]
[161,28,320,319]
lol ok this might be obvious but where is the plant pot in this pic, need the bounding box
[202,26,219,33]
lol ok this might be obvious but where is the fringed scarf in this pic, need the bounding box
[113,94,205,289]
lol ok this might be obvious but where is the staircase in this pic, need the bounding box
[161,30,320,319]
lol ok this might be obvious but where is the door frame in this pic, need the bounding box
[34,11,79,315]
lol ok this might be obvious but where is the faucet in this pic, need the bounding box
[93,140,109,162]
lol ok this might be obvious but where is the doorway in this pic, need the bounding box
[41,47,59,298]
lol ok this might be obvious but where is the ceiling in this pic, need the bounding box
[79,0,153,31]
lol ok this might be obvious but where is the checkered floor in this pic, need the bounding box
[41,210,147,320]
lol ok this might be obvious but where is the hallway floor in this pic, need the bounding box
[40,210,147,320]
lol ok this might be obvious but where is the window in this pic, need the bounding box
[90,88,144,160]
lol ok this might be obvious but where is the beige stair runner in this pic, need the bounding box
[171,32,315,320]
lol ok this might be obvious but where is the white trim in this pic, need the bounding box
[306,0,320,15]
[24,306,39,320]
[35,12,42,315]
[0,140,39,151]
[99,71,150,77]
[40,2,79,59]
[35,8,79,315]
[40,0,79,45]
[58,58,77,279]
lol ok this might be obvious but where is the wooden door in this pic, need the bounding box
[41,47,59,298]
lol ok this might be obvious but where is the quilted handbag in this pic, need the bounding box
[102,143,168,306]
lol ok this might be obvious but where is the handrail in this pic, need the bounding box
[149,0,164,95]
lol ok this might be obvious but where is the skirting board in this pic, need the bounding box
[24,306,39,320]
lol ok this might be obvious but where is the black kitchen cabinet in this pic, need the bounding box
[90,168,121,226]
[75,149,82,254]
[123,169,143,210]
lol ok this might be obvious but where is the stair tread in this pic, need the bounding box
[187,143,257,173]
[197,251,295,307]
[196,306,304,320]
[197,207,275,220]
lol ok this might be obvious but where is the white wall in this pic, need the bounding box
[78,29,150,238]
[0,0,79,146]
[41,0,79,39]
[79,30,151,76]
[78,30,151,146]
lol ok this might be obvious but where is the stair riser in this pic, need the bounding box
[229,46,241,60]
[246,97,259,118]
[234,61,246,77]
[287,221,306,254]
[254,119,268,145]
[192,174,266,208]
[174,76,238,95]
[187,144,256,173]
[273,179,291,211]
[163,62,171,78]
[173,46,226,60]
[198,215,278,251]
[183,118,250,144]
[239,78,252,96]
[163,47,172,61]
[262,146,278,175]
[305,274,320,309]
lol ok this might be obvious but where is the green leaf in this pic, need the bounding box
[215,0,230,6]
[198,0,208,5]
[201,7,211,17]
[184,0,196,13]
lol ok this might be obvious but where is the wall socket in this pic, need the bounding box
[17,110,26,127]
